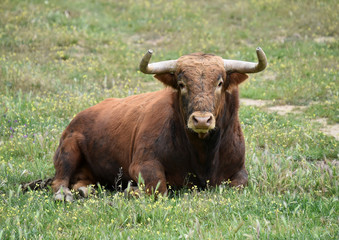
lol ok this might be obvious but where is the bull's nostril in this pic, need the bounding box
[191,114,213,128]
[192,116,199,125]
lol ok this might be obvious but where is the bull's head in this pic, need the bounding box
[140,48,267,138]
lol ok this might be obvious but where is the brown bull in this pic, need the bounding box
[52,48,267,201]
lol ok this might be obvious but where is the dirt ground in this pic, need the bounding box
[241,98,339,141]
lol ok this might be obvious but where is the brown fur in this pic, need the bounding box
[52,53,249,198]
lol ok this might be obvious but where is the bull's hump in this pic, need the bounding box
[94,88,177,127]
[119,88,174,106]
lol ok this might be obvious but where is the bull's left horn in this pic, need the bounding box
[223,47,267,74]
[139,49,177,74]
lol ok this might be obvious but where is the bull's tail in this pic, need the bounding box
[21,177,54,192]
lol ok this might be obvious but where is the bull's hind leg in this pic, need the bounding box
[52,132,84,202]
[230,168,248,188]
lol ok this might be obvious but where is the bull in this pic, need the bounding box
[52,48,267,201]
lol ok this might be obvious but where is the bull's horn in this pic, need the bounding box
[223,47,267,73]
[139,49,177,74]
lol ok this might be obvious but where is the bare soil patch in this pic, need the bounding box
[314,36,336,43]
[266,105,307,115]
[240,98,339,141]
[240,98,270,107]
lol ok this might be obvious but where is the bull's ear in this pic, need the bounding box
[225,72,248,94]
[154,73,178,89]
[228,72,248,85]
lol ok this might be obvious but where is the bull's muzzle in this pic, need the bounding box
[188,111,216,137]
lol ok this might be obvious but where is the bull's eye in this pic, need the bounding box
[217,79,223,88]
[178,82,186,89]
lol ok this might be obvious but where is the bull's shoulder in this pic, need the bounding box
[137,89,178,120]
[133,89,184,149]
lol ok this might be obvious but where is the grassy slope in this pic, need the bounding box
[0,0,338,239]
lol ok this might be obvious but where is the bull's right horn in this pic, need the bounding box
[139,49,177,74]
[223,47,267,74]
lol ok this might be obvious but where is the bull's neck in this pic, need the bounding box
[174,89,239,162]
[173,90,241,186]
[186,129,221,165]
[185,93,239,165]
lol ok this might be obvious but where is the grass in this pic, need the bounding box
[0,0,338,239]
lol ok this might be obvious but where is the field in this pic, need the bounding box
[0,0,338,239]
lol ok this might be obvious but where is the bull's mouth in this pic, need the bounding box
[196,131,209,139]
[191,127,215,139]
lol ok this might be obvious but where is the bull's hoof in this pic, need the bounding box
[54,192,64,201]
[78,186,92,198]
[65,193,74,202]
[54,192,74,202]
[54,188,73,202]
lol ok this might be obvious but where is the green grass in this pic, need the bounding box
[0,0,338,239]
